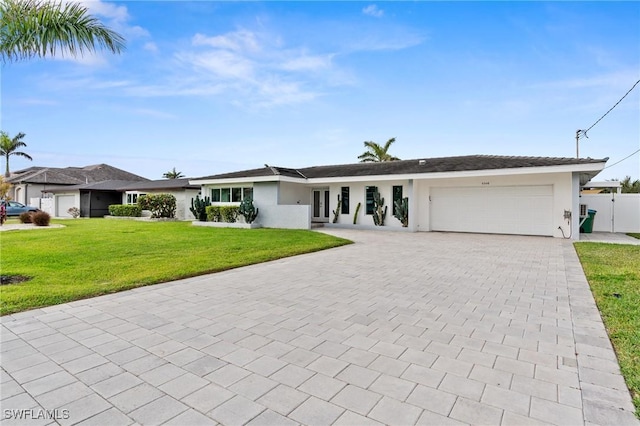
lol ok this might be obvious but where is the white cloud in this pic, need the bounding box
[192,30,260,53]
[363,4,384,18]
[130,108,178,120]
[143,42,158,53]
[280,53,333,72]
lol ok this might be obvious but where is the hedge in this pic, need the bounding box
[205,206,239,223]
[108,204,142,217]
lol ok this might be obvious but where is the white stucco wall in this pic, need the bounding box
[328,180,409,228]
[278,181,310,205]
[414,172,574,238]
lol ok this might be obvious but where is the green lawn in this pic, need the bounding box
[0,219,351,315]
[628,233,640,240]
[575,242,640,416]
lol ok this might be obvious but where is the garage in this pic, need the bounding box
[430,185,554,236]
[55,195,76,217]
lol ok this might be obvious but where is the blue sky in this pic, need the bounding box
[2,1,639,181]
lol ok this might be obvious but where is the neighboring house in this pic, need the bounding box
[118,179,200,220]
[6,164,148,214]
[190,155,608,240]
[47,178,200,219]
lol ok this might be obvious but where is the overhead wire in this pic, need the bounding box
[602,148,640,170]
[578,78,640,140]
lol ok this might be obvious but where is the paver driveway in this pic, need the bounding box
[1,230,637,425]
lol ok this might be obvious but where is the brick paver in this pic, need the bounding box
[1,230,638,425]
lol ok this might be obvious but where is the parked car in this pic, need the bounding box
[0,200,40,216]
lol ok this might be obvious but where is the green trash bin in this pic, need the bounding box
[580,209,597,233]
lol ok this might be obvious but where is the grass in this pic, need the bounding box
[628,233,640,240]
[575,242,640,416]
[0,219,351,315]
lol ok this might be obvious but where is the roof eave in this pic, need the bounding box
[305,161,608,184]
[190,175,306,186]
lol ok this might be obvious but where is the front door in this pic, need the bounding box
[312,189,330,222]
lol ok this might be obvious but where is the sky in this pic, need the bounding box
[2,1,639,181]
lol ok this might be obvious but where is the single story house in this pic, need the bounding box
[118,179,200,220]
[6,164,148,208]
[47,178,200,219]
[190,155,608,240]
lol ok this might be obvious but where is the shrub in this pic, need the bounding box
[206,205,222,222]
[19,212,32,223]
[221,206,238,223]
[138,194,176,218]
[67,207,80,218]
[31,211,51,226]
[108,204,142,217]
[205,205,239,222]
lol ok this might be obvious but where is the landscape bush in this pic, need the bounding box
[19,212,32,223]
[67,207,80,218]
[31,211,51,226]
[108,204,142,217]
[206,206,239,223]
[138,194,176,218]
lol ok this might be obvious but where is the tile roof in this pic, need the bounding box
[7,164,149,185]
[193,155,608,181]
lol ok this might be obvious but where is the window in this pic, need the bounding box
[365,186,377,215]
[393,186,403,215]
[221,188,231,202]
[341,187,349,214]
[232,187,242,202]
[243,187,253,200]
[210,187,253,203]
[126,192,145,204]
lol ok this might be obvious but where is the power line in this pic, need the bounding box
[603,148,640,170]
[578,78,640,140]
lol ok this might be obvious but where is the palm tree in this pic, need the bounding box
[620,176,640,194]
[163,167,185,179]
[1,131,32,177]
[0,0,125,63]
[358,137,400,162]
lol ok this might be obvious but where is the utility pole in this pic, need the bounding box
[575,129,581,158]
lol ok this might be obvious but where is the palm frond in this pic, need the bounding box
[1,0,125,62]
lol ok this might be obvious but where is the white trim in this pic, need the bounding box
[306,163,606,184]
[190,175,304,185]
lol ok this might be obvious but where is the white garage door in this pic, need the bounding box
[430,186,553,236]
[56,195,75,217]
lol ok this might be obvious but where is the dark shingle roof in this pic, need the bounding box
[7,164,148,185]
[118,178,199,191]
[194,155,607,181]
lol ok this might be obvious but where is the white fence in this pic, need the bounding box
[580,193,640,233]
[30,197,54,216]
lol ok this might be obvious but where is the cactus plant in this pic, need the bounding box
[393,197,409,227]
[238,197,259,224]
[353,202,361,224]
[331,194,341,223]
[372,190,387,226]
[190,195,210,221]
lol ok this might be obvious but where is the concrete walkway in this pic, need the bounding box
[1,230,637,425]
[578,232,640,245]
